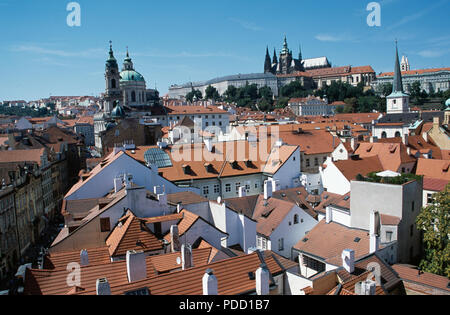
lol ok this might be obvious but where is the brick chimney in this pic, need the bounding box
[170,225,181,252]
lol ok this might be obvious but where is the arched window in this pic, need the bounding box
[395,131,401,138]
[381,131,387,139]
[131,91,136,103]
[294,214,299,225]
[111,79,116,89]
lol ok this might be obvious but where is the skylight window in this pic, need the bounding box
[144,148,172,168]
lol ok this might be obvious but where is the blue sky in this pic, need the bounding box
[1,0,449,101]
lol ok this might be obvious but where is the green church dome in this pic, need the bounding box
[120,70,145,82]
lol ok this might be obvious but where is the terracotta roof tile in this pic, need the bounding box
[294,220,371,266]
[392,264,450,292]
[333,156,384,181]
[106,211,164,257]
[422,177,449,192]
[43,247,111,270]
[416,159,450,181]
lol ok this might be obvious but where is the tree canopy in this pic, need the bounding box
[416,184,450,278]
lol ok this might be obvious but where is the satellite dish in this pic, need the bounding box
[176,257,181,265]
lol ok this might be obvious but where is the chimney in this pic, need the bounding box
[177,203,182,213]
[341,249,355,274]
[80,249,89,267]
[238,186,246,198]
[181,244,193,270]
[124,174,133,189]
[264,180,273,200]
[204,138,213,152]
[433,116,440,127]
[402,133,409,146]
[153,185,161,195]
[407,147,411,156]
[422,132,428,143]
[96,278,111,295]
[271,180,280,193]
[202,269,218,295]
[370,210,380,254]
[157,193,167,206]
[255,263,270,295]
[325,206,332,224]
[114,177,122,193]
[355,280,376,295]
[350,138,356,151]
[126,250,147,283]
[170,225,181,252]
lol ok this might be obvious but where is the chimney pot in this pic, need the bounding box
[96,278,111,295]
[80,249,89,267]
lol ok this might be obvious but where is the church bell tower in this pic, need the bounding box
[104,41,122,113]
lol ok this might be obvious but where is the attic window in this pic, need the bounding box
[229,161,239,169]
[297,191,301,195]
[182,164,191,174]
[204,163,213,173]
[344,196,350,201]
[302,238,309,243]
[245,160,253,167]
[354,237,361,243]
[323,195,329,200]
[443,163,450,172]
[281,193,287,197]
[248,272,255,280]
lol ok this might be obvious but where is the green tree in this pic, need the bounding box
[223,85,237,103]
[416,184,450,278]
[205,85,220,101]
[377,83,393,97]
[186,89,203,102]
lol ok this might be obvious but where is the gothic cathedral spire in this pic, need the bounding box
[264,46,272,73]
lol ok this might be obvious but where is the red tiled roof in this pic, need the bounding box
[106,212,164,257]
[422,177,449,192]
[333,156,384,181]
[378,67,450,77]
[416,159,450,181]
[392,264,450,293]
[294,220,371,267]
